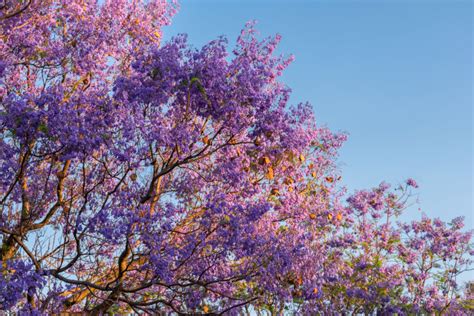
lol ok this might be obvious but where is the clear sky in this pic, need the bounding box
[162,0,473,229]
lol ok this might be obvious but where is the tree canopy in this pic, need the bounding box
[0,1,472,314]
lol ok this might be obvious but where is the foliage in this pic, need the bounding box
[0,1,472,314]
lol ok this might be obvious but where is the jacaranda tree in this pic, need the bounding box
[1,1,472,314]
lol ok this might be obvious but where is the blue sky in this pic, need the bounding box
[162,0,472,229]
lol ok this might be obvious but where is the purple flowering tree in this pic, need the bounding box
[1,1,472,314]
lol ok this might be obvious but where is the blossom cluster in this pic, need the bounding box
[0,1,472,314]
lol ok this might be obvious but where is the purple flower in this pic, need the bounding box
[406,178,419,188]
